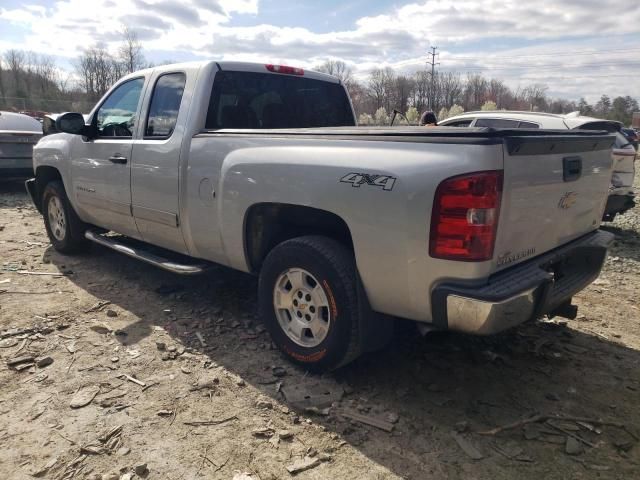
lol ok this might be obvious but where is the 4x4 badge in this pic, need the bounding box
[340,173,396,191]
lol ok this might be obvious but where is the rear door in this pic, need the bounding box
[71,77,146,238]
[493,133,614,271]
[131,70,191,253]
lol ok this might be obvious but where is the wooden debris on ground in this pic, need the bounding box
[339,408,395,432]
[286,456,321,475]
[117,373,146,387]
[451,432,484,460]
[183,415,238,427]
[69,385,101,409]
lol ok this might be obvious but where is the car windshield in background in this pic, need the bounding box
[206,71,354,129]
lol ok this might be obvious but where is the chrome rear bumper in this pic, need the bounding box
[431,230,614,335]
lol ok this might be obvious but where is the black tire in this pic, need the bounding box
[258,236,362,372]
[42,180,89,253]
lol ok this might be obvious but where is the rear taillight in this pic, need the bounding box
[265,64,304,76]
[429,170,503,261]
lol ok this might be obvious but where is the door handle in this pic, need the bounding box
[563,156,582,182]
[108,154,128,164]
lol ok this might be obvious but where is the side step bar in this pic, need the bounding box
[84,230,209,275]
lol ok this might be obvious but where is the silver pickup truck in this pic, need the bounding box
[26,61,615,371]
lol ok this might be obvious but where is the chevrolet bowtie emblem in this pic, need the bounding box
[558,191,578,209]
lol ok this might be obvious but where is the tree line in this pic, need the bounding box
[0,40,637,127]
[314,60,639,126]
[0,28,148,114]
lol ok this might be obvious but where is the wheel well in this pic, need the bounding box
[35,166,63,209]
[245,203,354,272]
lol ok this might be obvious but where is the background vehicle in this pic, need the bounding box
[0,111,43,177]
[621,127,639,150]
[439,111,637,221]
[26,61,615,371]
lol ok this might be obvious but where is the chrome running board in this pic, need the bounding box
[84,230,209,275]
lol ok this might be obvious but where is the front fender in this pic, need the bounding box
[33,133,76,204]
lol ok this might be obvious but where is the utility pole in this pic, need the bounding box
[427,46,439,111]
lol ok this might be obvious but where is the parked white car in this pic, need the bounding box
[439,111,636,221]
[0,111,43,177]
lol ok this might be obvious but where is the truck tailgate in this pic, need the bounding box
[493,134,614,271]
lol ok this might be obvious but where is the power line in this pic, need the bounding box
[446,47,640,61]
[452,61,640,71]
[512,74,640,80]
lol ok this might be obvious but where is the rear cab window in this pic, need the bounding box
[205,71,355,129]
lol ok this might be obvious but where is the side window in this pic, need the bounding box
[445,119,473,127]
[145,73,186,138]
[96,78,144,138]
[475,118,520,128]
[518,121,540,129]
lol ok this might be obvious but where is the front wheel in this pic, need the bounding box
[42,180,88,253]
[258,236,362,371]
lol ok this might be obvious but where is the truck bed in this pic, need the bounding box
[197,126,614,148]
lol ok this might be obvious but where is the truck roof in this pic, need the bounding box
[122,60,341,84]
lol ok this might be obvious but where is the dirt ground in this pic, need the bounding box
[1,177,639,480]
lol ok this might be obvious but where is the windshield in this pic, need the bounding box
[205,71,355,129]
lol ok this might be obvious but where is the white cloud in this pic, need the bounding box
[0,0,638,101]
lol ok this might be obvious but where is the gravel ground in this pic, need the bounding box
[0,175,639,480]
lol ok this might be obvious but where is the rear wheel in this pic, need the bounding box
[258,236,362,371]
[42,180,88,253]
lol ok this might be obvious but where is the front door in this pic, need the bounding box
[71,77,146,238]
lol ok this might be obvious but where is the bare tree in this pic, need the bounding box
[314,60,353,84]
[412,70,430,112]
[392,75,414,114]
[438,72,463,110]
[486,79,511,109]
[463,73,488,111]
[522,83,548,111]
[76,47,122,101]
[0,56,5,102]
[4,50,26,95]
[367,68,395,111]
[35,55,58,96]
[345,81,370,117]
[118,27,146,74]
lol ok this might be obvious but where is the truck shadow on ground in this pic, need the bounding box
[44,243,640,479]
[0,179,31,209]
[601,224,640,263]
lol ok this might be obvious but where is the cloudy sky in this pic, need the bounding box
[1,0,639,102]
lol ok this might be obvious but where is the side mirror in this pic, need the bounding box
[55,112,87,135]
